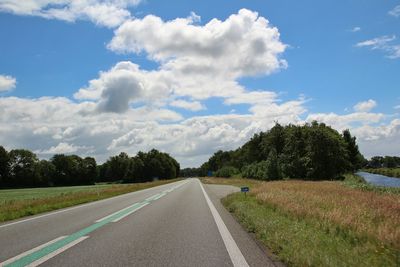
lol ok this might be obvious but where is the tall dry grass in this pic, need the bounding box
[252,180,400,249]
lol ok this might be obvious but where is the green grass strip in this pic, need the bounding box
[222,192,400,267]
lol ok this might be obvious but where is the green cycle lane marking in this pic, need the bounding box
[4,190,173,267]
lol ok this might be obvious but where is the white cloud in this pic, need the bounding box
[36,142,87,154]
[389,5,400,17]
[76,10,288,114]
[353,99,377,112]
[170,99,205,111]
[351,26,361,32]
[0,0,142,27]
[108,9,287,77]
[0,75,16,92]
[356,35,400,59]
[0,9,399,166]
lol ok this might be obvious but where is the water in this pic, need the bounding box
[356,171,400,188]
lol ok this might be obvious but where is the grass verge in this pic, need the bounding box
[204,177,400,266]
[0,179,181,222]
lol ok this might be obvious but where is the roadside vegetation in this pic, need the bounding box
[0,179,181,222]
[0,146,180,189]
[204,177,400,266]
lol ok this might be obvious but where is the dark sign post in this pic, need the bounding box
[241,186,249,197]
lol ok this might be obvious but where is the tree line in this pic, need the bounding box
[365,156,400,168]
[182,121,366,180]
[0,147,180,188]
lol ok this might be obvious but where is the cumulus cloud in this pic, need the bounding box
[0,0,142,27]
[108,9,287,77]
[0,75,16,92]
[353,99,377,112]
[389,5,400,17]
[351,26,361,32]
[356,35,400,59]
[170,99,205,111]
[1,9,399,166]
[35,142,88,154]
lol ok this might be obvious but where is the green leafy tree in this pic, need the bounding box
[342,129,364,171]
[9,149,40,187]
[0,146,9,187]
[36,160,56,186]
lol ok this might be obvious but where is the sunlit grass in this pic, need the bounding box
[204,177,400,266]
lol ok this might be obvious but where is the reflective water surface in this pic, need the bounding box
[356,171,400,188]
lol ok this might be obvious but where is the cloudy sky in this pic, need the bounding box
[0,0,399,167]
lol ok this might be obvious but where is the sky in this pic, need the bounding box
[0,0,399,167]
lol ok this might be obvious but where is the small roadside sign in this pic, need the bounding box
[241,186,249,197]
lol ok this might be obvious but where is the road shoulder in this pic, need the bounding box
[203,183,285,267]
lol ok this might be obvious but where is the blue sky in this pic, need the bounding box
[0,0,399,166]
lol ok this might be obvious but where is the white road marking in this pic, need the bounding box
[95,202,142,223]
[152,192,166,201]
[26,236,89,267]
[0,180,184,229]
[198,180,249,267]
[111,202,149,222]
[0,236,67,266]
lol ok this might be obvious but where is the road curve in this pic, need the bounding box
[0,178,277,267]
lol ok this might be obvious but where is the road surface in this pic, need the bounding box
[0,178,278,267]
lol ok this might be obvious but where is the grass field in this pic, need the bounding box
[0,179,181,222]
[364,168,400,179]
[203,177,400,267]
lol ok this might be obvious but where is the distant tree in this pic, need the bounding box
[36,160,56,186]
[342,129,365,171]
[106,152,131,182]
[260,123,286,157]
[0,146,9,187]
[215,166,239,178]
[280,125,308,178]
[9,149,40,187]
[81,157,97,184]
[265,149,282,180]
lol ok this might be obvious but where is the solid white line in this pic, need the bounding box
[0,236,67,266]
[26,236,89,267]
[197,180,249,267]
[0,180,184,229]
[111,202,149,222]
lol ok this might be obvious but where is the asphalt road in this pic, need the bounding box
[0,178,278,267]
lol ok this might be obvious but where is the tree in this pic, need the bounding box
[305,122,348,180]
[0,146,9,187]
[280,125,308,178]
[36,160,56,186]
[106,152,131,182]
[342,129,364,171]
[81,157,97,185]
[265,149,282,180]
[9,149,40,187]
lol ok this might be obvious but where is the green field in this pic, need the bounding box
[0,184,113,203]
[204,177,400,267]
[0,179,181,222]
